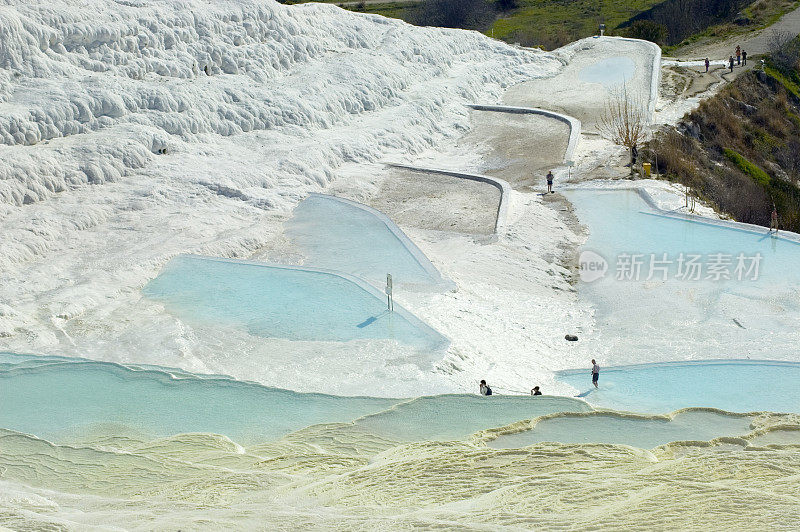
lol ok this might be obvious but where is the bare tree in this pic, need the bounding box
[767,30,795,53]
[768,30,800,72]
[598,83,647,172]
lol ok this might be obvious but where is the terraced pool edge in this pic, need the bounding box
[467,104,581,163]
[160,253,451,349]
[306,193,457,291]
[385,163,511,234]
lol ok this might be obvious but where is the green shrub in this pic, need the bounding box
[786,110,800,129]
[764,66,800,100]
[723,148,771,185]
[624,19,668,44]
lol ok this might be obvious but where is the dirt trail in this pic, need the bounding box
[674,4,800,61]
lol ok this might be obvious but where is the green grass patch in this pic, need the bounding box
[786,110,800,128]
[765,65,800,100]
[488,0,662,48]
[723,148,771,185]
[343,2,418,19]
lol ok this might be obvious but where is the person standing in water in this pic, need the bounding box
[546,170,554,194]
[591,360,600,388]
[771,204,779,233]
[479,380,492,396]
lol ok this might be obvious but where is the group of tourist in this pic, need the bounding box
[704,45,747,74]
[728,45,748,72]
[479,360,600,396]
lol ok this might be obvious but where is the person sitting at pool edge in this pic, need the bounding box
[532,386,542,396]
[591,359,600,388]
[479,380,492,396]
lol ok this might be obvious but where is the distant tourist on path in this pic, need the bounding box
[531,386,542,396]
[480,379,493,396]
[736,45,741,65]
[704,58,710,73]
[729,56,734,72]
[546,170,554,193]
[742,50,747,66]
[771,204,779,233]
[591,359,600,388]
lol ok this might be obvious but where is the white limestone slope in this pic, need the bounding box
[0,0,560,210]
[0,0,567,390]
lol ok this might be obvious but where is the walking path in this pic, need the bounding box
[674,4,800,60]
[653,7,800,124]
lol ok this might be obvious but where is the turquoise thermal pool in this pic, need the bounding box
[578,56,636,87]
[3,352,785,451]
[1,352,593,445]
[488,409,754,449]
[556,360,800,414]
[564,188,800,362]
[353,394,592,441]
[0,352,396,445]
[142,255,448,350]
[285,194,453,290]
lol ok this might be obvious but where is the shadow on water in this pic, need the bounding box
[357,310,390,329]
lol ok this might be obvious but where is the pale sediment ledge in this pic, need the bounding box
[461,107,574,186]
[366,166,502,235]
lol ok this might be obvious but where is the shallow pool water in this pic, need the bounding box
[142,255,448,350]
[578,57,636,87]
[0,352,398,445]
[564,189,800,362]
[354,394,592,441]
[0,352,589,445]
[488,409,753,449]
[285,194,453,290]
[556,360,800,414]
[4,352,793,456]
[749,428,800,446]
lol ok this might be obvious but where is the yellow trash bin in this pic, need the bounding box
[642,162,651,177]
